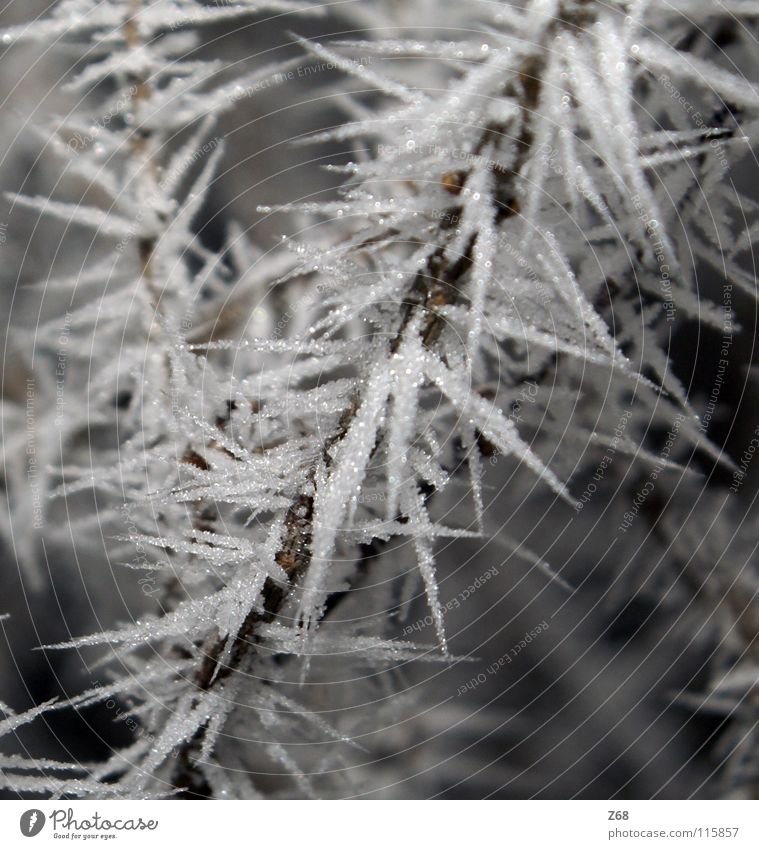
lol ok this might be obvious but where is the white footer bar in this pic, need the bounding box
[4,800,757,848]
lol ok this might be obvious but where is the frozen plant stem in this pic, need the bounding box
[125,0,157,289]
[170,11,568,794]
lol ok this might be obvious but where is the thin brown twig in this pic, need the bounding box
[168,13,568,796]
